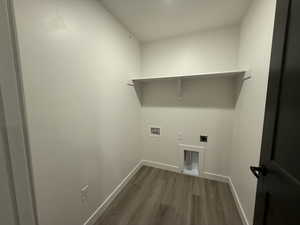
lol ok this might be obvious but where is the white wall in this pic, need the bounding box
[0,101,17,225]
[9,0,277,224]
[0,2,17,223]
[141,26,239,175]
[0,0,36,225]
[229,0,276,224]
[12,1,142,225]
[142,26,239,75]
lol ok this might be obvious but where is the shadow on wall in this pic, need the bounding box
[0,89,9,147]
[142,77,244,109]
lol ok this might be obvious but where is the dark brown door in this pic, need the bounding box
[252,0,300,225]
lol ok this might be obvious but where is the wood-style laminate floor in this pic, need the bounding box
[96,166,243,225]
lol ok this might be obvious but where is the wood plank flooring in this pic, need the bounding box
[96,166,242,225]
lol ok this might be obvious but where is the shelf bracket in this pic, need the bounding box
[243,75,252,81]
[127,80,143,104]
[127,81,134,86]
[177,78,183,100]
[242,70,251,81]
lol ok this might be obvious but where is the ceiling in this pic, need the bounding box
[100,0,252,42]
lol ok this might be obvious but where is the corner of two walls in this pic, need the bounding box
[139,1,277,224]
[139,26,241,176]
[11,0,276,224]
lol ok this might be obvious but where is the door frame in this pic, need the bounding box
[1,0,38,225]
[253,0,291,224]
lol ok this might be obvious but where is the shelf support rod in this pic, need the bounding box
[177,78,183,100]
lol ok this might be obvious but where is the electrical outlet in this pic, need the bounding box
[81,185,89,202]
[200,135,208,143]
[149,126,161,136]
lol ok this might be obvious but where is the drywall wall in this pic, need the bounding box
[0,0,36,224]
[12,0,141,225]
[142,26,239,75]
[141,26,239,175]
[0,93,16,225]
[229,0,276,224]
[0,2,17,224]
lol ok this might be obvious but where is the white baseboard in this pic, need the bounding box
[83,161,143,225]
[141,160,180,173]
[142,160,229,183]
[142,159,249,225]
[201,172,230,183]
[228,177,249,225]
[84,159,249,225]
